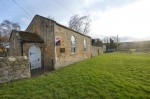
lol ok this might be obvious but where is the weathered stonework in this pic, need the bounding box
[26,15,55,71]
[54,23,91,69]
[24,15,92,70]
[9,30,21,56]
[92,46,103,57]
[0,56,30,83]
[9,15,101,75]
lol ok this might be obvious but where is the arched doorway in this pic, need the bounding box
[29,45,41,69]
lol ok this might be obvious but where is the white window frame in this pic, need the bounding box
[71,36,76,53]
[83,39,87,52]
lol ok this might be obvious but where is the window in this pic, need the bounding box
[71,36,76,53]
[83,39,86,51]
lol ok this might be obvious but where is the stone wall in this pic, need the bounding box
[0,56,30,83]
[54,23,92,69]
[26,15,55,71]
[9,30,21,56]
[26,15,92,70]
[92,46,103,57]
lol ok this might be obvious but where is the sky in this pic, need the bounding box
[0,0,150,42]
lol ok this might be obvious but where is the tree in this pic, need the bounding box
[0,35,9,56]
[69,14,91,35]
[103,36,109,43]
[92,39,103,47]
[109,38,115,49]
[0,20,20,36]
[103,36,119,52]
[0,20,20,56]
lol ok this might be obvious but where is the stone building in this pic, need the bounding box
[9,15,91,72]
[91,39,104,56]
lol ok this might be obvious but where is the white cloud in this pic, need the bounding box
[90,0,150,41]
[20,17,31,30]
[83,0,101,7]
[5,0,149,42]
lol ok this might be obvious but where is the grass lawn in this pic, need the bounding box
[0,53,150,99]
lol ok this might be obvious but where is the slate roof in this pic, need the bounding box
[18,31,44,43]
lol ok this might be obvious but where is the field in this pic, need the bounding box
[0,53,150,98]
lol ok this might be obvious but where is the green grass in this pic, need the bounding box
[0,53,150,99]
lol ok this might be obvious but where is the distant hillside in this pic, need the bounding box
[119,41,150,50]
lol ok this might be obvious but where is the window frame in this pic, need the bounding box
[71,36,76,54]
[83,39,87,52]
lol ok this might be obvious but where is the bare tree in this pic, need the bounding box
[69,14,91,35]
[103,36,120,52]
[110,36,120,43]
[0,20,20,36]
[103,36,109,43]
[103,36,120,43]
[0,35,9,56]
[0,20,20,56]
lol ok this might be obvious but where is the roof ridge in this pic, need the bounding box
[35,15,91,38]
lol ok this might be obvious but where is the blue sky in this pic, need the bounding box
[0,0,150,42]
